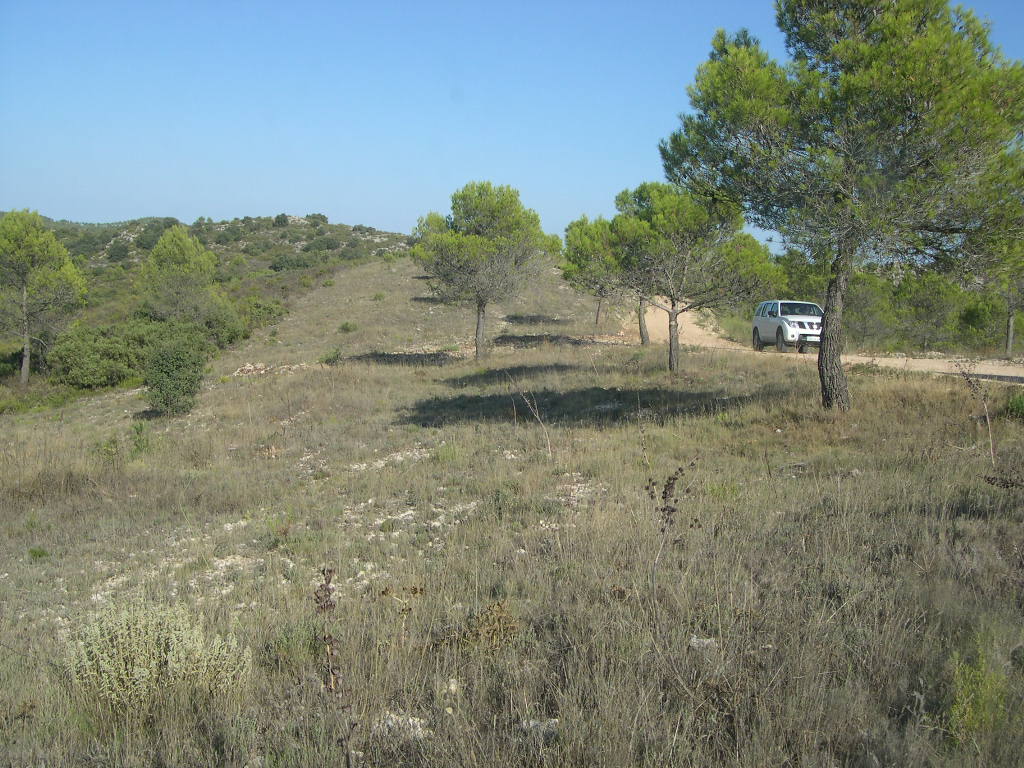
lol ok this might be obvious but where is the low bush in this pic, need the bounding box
[66,603,251,719]
[949,632,1010,745]
[302,234,341,252]
[239,295,286,330]
[201,293,246,348]
[144,336,207,415]
[49,325,138,388]
[1007,392,1024,420]
[319,347,343,366]
[268,248,314,272]
[49,319,211,389]
[106,239,131,262]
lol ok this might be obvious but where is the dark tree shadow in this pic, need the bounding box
[492,333,598,348]
[132,409,163,421]
[447,363,580,388]
[350,351,460,367]
[503,313,571,326]
[940,371,1024,385]
[411,295,446,304]
[402,386,762,427]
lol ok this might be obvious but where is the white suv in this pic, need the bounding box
[753,300,823,353]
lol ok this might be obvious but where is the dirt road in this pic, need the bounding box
[625,303,1024,383]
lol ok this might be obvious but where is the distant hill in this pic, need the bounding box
[4,211,410,324]
[0,211,411,384]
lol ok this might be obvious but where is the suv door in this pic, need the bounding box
[764,302,780,338]
[753,303,765,337]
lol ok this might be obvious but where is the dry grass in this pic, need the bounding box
[1,257,1023,766]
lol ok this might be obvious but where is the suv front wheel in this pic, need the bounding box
[776,329,787,352]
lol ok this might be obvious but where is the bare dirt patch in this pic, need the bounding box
[624,302,1024,381]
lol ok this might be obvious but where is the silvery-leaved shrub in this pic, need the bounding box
[66,603,251,717]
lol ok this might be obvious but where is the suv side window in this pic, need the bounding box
[756,303,765,317]
[768,302,778,317]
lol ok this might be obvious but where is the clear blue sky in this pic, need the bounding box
[2,0,1022,237]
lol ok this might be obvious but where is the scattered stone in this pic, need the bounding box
[520,718,559,740]
[233,362,271,376]
[372,711,432,742]
[348,446,430,472]
[233,362,310,377]
[689,635,718,651]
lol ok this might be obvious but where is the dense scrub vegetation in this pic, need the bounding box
[0,211,409,408]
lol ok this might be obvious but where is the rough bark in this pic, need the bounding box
[475,301,487,360]
[668,306,680,373]
[638,298,650,346]
[595,297,602,326]
[1007,306,1016,359]
[20,284,30,387]
[818,252,851,411]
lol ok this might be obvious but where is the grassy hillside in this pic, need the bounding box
[1,257,1023,766]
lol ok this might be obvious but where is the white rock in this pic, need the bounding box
[689,635,718,651]
[521,718,559,738]
[372,711,432,741]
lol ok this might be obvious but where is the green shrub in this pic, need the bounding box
[239,295,286,330]
[343,241,371,260]
[949,633,1009,745]
[129,422,151,457]
[268,248,313,272]
[242,239,272,257]
[106,239,131,262]
[302,234,341,252]
[144,337,207,415]
[66,603,251,718]
[201,294,245,348]
[135,218,179,250]
[49,325,136,388]
[50,319,211,389]
[1007,392,1024,420]
[338,321,357,333]
[319,347,343,366]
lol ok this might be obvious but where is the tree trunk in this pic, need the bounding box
[818,252,851,411]
[638,298,650,346]
[668,306,680,373]
[595,297,602,326]
[1006,306,1016,359]
[20,284,30,387]
[475,301,487,360]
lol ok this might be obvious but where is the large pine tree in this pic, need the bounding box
[661,0,1024,409]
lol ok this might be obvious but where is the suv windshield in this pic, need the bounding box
[780,302,822,317]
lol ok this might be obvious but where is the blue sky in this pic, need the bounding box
[2,0,1022,237]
